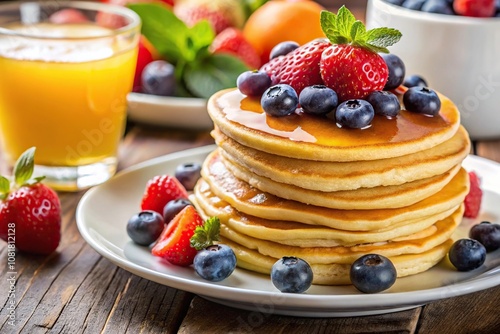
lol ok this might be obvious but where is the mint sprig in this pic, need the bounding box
[320,6,402,54]
[190,216,221,251]
[128,3,250,99]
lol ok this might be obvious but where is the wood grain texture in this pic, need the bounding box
[179,296,420,334]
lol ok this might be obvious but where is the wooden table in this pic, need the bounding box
[2,3,500,333]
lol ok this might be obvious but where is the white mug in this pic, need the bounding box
[366,0,500,139]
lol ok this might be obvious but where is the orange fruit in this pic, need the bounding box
[243,0,325,64]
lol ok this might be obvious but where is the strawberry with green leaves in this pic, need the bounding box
[151,205,203,266]
[0,148,61,255]
[319,6,402,101]
[191,216,236,281]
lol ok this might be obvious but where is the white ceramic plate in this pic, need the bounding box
[76,146,500,317]
[127,93,212,129]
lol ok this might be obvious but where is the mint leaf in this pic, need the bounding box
[14,147,35,186]
[184,54,249,99]
[320,6,401,53]
[0,176,10,200]
[128,3,192,64]
[350,20,366,42]
[365,28,402,50]
[190,216,221,250]
[188,20,215,60]
[336,5,356,38]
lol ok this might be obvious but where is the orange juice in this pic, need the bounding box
[0,23,138,167]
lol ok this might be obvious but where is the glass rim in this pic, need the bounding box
[0,1,141,40]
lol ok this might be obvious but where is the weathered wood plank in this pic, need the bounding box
[179,296,420,334]
[417,285,500,334]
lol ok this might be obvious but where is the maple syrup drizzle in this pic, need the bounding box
[217,89,458,148]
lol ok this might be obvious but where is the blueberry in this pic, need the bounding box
[365,91,401,118]
[469,221,500,252]
[127,210,164,246]
[381,53,406,90]
[237,70,272,97]
[163,198,192,223]
[299,85,338,115]
[141,60,176,96]
[421,0,454,14]
[335,99,375,129]
[261,84,299,117]
[269,41,300,59]
[271,257,313,293]
[403,86,441,116]
[175,162,202,191]
[350,254,397,293]
[449,239,486,271]
[193,244,237,282]
[403,74,428,88]
[401,0,427,10]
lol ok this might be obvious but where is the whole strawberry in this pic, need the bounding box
[319,6,401,101]
[141,174,189,215]
[0,148,61,255]
[260,55,285,85]
[210,27,261,69]
[270,39,330,95]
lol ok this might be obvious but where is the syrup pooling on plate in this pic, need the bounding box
[217,89,458,148]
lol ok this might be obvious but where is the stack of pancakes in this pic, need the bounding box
[192,88,471,285]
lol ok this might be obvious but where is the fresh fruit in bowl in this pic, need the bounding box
[383,0,498,17]
[128,2,256,99]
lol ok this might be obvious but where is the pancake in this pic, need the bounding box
[221,151,465,210]
[213,126,470,191]
[208,88,461,162]
[198,151,469,230]
[228,238,453,285]
[193,182,460,247]
[208,206,463,265]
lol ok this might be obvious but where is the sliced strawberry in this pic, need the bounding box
[0,148,61,255]
[151,205,203,266]
[464,171,483,218]
[272,39,330,95]
[210,27,261,69]
[140,175,189,215]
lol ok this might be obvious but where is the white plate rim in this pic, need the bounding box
[76,146,500,317]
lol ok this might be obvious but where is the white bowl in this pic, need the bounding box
[127,93,212,129]
[366,0,500,139]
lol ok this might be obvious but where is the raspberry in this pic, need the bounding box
[463,171,483,218]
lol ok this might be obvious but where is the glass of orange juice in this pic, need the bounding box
[0,1,140,191]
